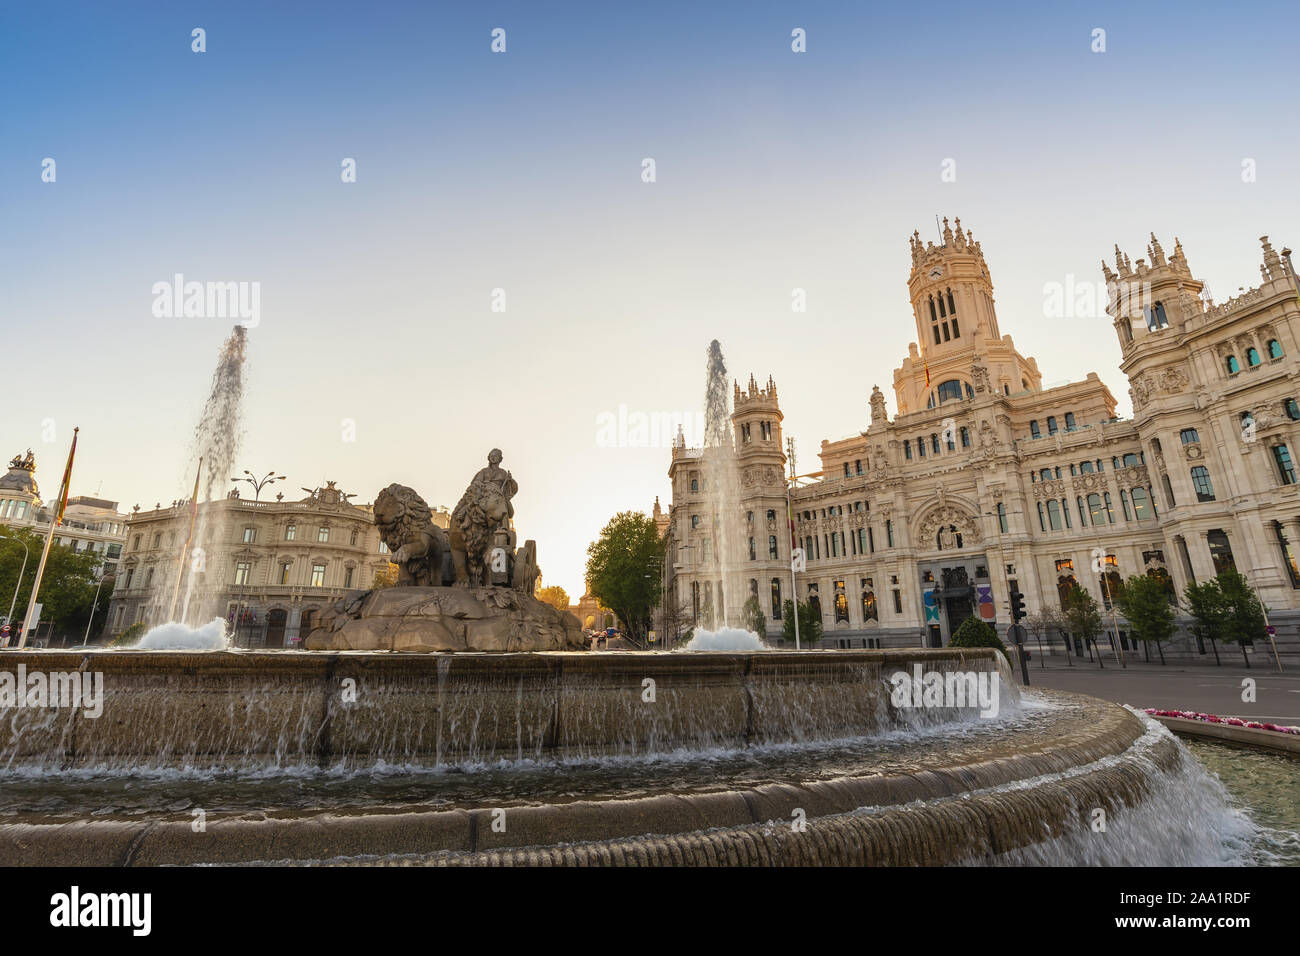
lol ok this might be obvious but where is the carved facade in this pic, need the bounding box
[665,222,1300,663]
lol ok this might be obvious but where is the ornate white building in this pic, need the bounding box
[665,220,1300,663]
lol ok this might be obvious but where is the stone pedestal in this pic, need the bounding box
[303,586,586,652]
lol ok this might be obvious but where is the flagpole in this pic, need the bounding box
[167,457,203,622]
[19,427,78,648]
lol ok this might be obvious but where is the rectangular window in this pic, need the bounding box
[1190,466,1216,502]
[318,527,330,543]
[997,502,1008,533]
[234,561,251,585]
[892,590,902,614]
[311,563,326,587]
[886,520,894,548]
[279,562,290,585]
[1273,445,1297,485]
[345,567,354,588]
[242,527,255,543]
[286,525,297,540]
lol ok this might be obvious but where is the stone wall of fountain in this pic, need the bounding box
[0,648,1012,770]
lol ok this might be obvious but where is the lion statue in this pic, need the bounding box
[374,483,467,588]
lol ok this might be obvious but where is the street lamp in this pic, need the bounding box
[0,534,31,638]
[230,470,286,501]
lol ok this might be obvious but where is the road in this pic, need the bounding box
[1014,656,1300,724]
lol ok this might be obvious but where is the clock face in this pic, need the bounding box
[928,267,943,280]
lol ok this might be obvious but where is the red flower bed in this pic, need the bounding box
[1144,709,1300,735]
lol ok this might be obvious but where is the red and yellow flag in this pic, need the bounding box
[54,428,78,526]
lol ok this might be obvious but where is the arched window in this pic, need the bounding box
[1120,489,1132,521]
[1154,302,1168,328]
[1064,412,1076,431]
[1040,468,1052,481]
[1061,497,1072,529]
[1268,339,1284,359]
[917,437,926,457]
[1057,575,1077,612]
[1087,493,1107,525]
[1226,355,1240,374]
[1247,347,1262,367]
[690,478,698,492]
[938,293,946,317]
[1046,499,1062,531]
[904,440,912,460]
[946,289,956,314]
[960,426,970,448]
[749,537,756,560]
[1047,416,1058,435]
[937,379,964,404]
[1030,420,1041,439]
[931,435,940,453]
[770,578,781,619]
[946,432,955,451]
[928,297,937,322]
[1037,501,1046,532]
[862,589,878,622]
[769,535,778,559]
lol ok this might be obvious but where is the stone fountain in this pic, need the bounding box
[0,452,1271,866]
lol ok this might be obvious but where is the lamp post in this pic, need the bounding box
[230,470,286,501]
[0,534,31,634]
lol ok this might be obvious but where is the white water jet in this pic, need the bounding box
[701,339,743,628]
[136,618,229,650]
[681,627,766,651]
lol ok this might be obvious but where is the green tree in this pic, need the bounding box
[0,528,106,642]
[1183,578,1230,665]
[1113,574,1176,664]
[585,511,664,646]
[782,599,823,646]
[1063,585,1105,663]
[1215,569,1268,668]
[741,595,766,637]
[948,615,1009,660]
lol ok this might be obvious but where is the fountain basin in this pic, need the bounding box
[0,692,1216,866]
[0,649,1268,866]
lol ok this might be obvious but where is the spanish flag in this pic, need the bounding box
[923,357,931,388]
[54,428,78,526]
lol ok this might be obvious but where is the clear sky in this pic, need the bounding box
[3,1,1298,597]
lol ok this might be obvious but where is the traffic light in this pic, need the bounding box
[1009,588,1026,623]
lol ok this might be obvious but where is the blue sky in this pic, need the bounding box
[3,1,1297,595]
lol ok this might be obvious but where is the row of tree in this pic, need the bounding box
[1027,569,1269,666]
[580,509,1272,660]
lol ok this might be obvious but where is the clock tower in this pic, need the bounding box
[893,217,1041,414]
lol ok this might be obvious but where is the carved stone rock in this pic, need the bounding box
[303,586,585,652]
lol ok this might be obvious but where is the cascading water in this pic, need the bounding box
[701,340,744,628]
